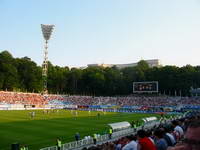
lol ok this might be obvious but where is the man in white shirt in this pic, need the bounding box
[166,132,176,145]
[172,120,184,137]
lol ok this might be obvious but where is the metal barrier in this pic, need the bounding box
[112,128,134,138]
[40,128,136,150]
[62,138,94,150]
[40,146,57,150]
[40,123,159,150]
[40,114,183,150]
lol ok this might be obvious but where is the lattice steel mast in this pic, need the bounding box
[41,24,54,94]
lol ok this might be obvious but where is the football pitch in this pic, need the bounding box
[0,110,159,150]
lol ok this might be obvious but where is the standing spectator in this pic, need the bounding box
[75,132,80,141]
[93,133,97,145]
[109,128,113,139]
[56,138,62,150]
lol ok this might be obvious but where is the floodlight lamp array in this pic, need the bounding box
[41,24,55,41]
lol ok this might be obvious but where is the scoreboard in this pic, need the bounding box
[133,81,158,93]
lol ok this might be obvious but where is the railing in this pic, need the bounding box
[40,125,154,150]
[40,128,136,150]
[40,114,185,150]
[40,146,57,150]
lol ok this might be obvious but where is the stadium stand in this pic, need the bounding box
[0,91,200,149]
[0,91,199,106]
[1,91,200,110]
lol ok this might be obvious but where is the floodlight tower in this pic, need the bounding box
[41,24,55,94]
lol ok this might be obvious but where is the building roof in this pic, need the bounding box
[87,59,161,69]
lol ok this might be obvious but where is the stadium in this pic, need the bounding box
[1,24,200,150]
[1,1,200,150]
[1,78,200,150]
[1,27,200,150]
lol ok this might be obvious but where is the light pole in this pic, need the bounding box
[41,24,55,94]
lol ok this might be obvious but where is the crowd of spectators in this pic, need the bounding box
[44,94,65,101]
[0,91,200,107]
[61,96,200,107]
[0,91,47,105]
[0,91,200,150]
[83,113,200,150]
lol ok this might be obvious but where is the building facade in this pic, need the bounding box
[87,59,161,69]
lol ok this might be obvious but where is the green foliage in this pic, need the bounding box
[0,51,200,96]
[0,51,19,90]
[15,57,42,92]
[137,60,149,72]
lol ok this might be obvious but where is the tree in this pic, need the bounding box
[80,67,105,96]
[67,68,82,95]
[15,57,42,92]
[0,51,19,91]
[1,50,200,96]
[137,60,149,72]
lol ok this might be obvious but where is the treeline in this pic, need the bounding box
[0,50,200,96]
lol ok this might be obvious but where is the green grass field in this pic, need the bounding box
[0,110,159,150]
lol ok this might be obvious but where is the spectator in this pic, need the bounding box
[109,128,113,139]
[115,139,122,150]
[93,133,97,145]
[122,135,137,150]
[160,128,173,147]
[154,129,168,150]
[75,132,80,141]
[167,120,200,150]
[56,138,62,150]
[137,130,156,150]
[172,120,184,140]
[146,130,155,145]
[164,126,176,146]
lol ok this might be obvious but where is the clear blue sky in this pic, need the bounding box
[0,0,200,67]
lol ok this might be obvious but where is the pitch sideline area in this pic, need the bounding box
[0,110,159,150]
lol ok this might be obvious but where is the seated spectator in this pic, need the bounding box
[154,129,168,150]
[122,135,137,150]
[160,127,173,147]
[114,139,122,150]
[164,126,176,146]
[146,130,155,145]
[171,120,184,141]
[167,120,200,150]
[137,130,156,150]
